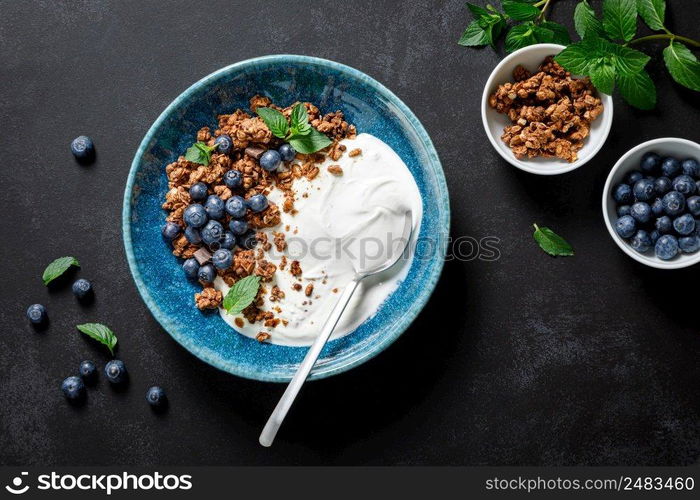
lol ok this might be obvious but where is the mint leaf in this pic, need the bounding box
[555,41,597,74]
[42,256,80,285]
[574,0,605,39]
[589,60,616,94]
[539,21,572,45]
[223,275,261,315]
[617,69,656,109]
[458,20,490,46]
[636,0,665,31]
[663,41,700,92]
[289,103,311,137]
[256,107,289,139]
[184,142,216,165]
[602,0,637,42]
[483,15,507,47]
[466,2,491,20]
[533,224,574,257]
[505,23,537,53]
[502,0,539,21]
[77,323,118,355]
[609,43,651,75]
[289,128,333,154]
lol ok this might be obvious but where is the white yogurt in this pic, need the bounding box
[215,133,422,346]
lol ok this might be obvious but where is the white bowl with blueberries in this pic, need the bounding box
[603,138,700,269]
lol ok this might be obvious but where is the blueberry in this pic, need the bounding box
[650,230,660,244]
[630,230,653,253]
[651,198,664,216]
[184,226,202,244]
[260,150,281,171]
[630,202,652,224]
[697,180,700,195]
[70,135,95,162]
[225,196,247,218]
[672,175,697,196]
[239,231,258,250]
[661,157,681,178]
[223,169,242,189]
[145,386,167,408]
[182,258,200,280]
[104,360,127,385]
[655,215,673,234]
[655,234,679,260]
[654,176,672,196]
[189,182,208,202]
[26,304,47,324]
[616,205,631,217]
[212,248,232,269]
[679,235,700,253]
[681,158,699,178]
[183,204,208,228]
[197,263,216,283]
[204,195,225,219]
[247,193,268,213]
[229,218,248,235]
[633,178,655,202]
[161,221,181,241]
[72,278,93,299]
[625,170,643,185]
[278,143,296,162]
[79,360,97,380]
[673,214,696,235]
[615,215,636,239]
[201,220,224,246]
[213,134,233,155]
[687,196,700,216]
[613,184,633,204]
[640,152,661,173]
[61,376,85,400]
[220,231,236,250]
[662,191,686,217]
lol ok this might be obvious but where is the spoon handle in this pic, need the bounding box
[259,277,360,447]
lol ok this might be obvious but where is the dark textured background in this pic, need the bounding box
[1,0,699,466]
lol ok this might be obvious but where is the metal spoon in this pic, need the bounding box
[259,210,414,447]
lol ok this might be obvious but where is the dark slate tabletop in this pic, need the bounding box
[1,0,699,466]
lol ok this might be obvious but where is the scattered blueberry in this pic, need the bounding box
[633,178,655,202]
[183,204,208,228]
[201,220,224,246]
[204,195,225,219]
[212,248,233,269]
[184,226,202,244]
[630,230,653,253]
[626,170,644,185]
[220,231,236,250]
[260,150,281,171]
[239,231,258,250]
[655,234,679,260]
[70,136,95,162]
[247,193,268,213]
[651,198,664,216]
[72,278,93,299]
[654,176,672,196]
[640,152,660,173]
[278,143,296,162]
[630,202,652,224]
[104,360,127,385]
[213,134,233,155]
[662,191,686,216]
[679,235,700,253]
[655,215,673,234]
[79,360,97,381]
[681,158,699,178]
[146,386,167,408]
[229,218,248,235]
[673,214,696,235]
[672,175,697,196]
[687,196,700,216]
[161,221,180,241]
[189,182,208,202]
[26,304,47,324]
[613,184,633,204]
[61,376,85,400]
[197,263,216,283]
[223,169,242,189]
[225,196,247,218]
[183,258,200,280]
[661,157,681,178]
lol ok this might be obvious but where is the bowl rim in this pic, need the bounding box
[601,137,700,270]
[122,54,450,382]
[481,43,613,175]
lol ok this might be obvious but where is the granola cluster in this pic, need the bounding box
[162,96,357,341]
[489,56,604,163]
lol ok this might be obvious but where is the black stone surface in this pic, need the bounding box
[1,0,699,466]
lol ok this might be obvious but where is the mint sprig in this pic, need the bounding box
[185,142,216,165]
[256,103,332,154]
[42,256,80,285]
[532,224,574,257]
[77,323,118,355]
[223,275,261,315]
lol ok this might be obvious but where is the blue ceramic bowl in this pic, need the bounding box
[122,55,449,382]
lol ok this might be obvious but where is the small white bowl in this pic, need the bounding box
[602,137,700,269]
[481,43,613,175]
